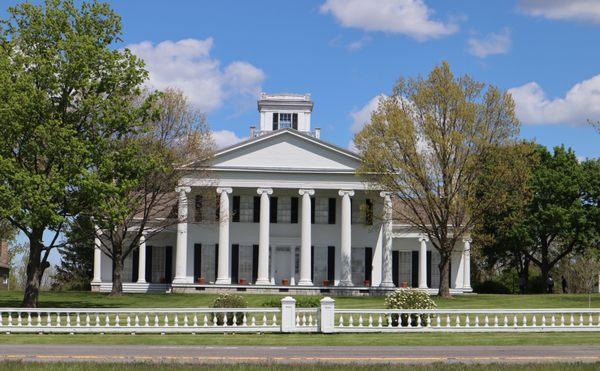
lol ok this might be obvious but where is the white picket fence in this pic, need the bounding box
[1,297,599,334]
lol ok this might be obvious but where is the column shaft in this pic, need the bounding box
[92,229,102,283]
[339,190,354,286]
[418,237,428,289]
[173,186,191,284]
[463,238,472,291]
[215,187,233,284]
[255,188,273,285]
[298,189,314,286]
[137,234,146,283]
[379,192,395,287]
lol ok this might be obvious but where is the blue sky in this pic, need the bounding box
[3,0,600,263]
[3,0,600,158]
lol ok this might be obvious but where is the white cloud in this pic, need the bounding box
[518,0,600,23]
[350,94,387,133]
[467,28,511,58]
[508,74,600,126]
[127,38,265,113]
[212,130,246,149]
[320,0,458,41]
[347,36,372,51]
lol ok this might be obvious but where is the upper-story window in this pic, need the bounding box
[273,113,298,130]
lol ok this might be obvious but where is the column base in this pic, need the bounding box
[418,285,429,289]
[172,277,192,284]
[379,281,395,288]
[297,279,313,286]
[462,285,472,292]
[338,280,353,287]
[215,278,232,285]
[91,279,102,284]
[255,279,272,285]
[136,280,147,284]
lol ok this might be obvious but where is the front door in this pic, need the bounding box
[274,246,291,285]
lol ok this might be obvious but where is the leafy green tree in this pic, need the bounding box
[0,0,152,307]
[355,62,521,297]
[52,215,94,291]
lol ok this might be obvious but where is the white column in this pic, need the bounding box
[256,187,273,285]
[379,192,395,287]
[92,228,102,283]
[173,186,191,284]
[137,234,146,283]
[339,190,354,286]
[290,246,296,286]
[418,236,428,289]
[298,189,314,286]
[215,187,233,284]
[463,238,472,291]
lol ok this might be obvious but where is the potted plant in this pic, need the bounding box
[363,280,371,287]
[239,278,247,285]
[401,281,408,288]
[282,279,289,286]
[197,276,205,284]
[323,280,330,287]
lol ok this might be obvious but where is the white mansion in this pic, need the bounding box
[91,93,472,295]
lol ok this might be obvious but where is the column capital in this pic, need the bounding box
[418,235,429,242]
[338,189,355,197]
[216,187,233,194]
[299,189,315,196]
[257,187,273,195]
[175,186,191,194]
[379,191,393,198]
[462,237,472,244]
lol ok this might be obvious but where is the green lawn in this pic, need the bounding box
[1,362,599,370]
[0,291,599,309]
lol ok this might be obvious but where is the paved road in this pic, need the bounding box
[1,345,600,364]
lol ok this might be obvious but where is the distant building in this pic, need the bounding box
[91,93,472,295]
[0,239,8,290]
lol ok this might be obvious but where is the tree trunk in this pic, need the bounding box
[111,248,124,296]
[437,253,451,298]
[21,228,45,308]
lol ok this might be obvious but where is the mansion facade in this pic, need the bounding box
[91,93,472,295]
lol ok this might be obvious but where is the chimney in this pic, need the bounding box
[250,125,256,138]
[314,128,321,139]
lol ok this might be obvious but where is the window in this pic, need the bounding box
[351,199,362,224]
[194,195,203,222]
[314,198,329,224]
[279,113,292,128]
[239,196,254,222]
[277,197,291,223]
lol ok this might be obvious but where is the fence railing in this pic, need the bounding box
[1,297,599,334]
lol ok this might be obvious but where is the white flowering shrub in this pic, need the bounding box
[385,288,437,326]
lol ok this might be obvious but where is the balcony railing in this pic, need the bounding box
[250,127,320,139]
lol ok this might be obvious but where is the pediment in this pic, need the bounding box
[206,130,360,172]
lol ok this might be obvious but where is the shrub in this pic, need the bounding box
[261,296,321,308]
[210,293,248,326]
[473,280,510,294]
[385,289,437,327]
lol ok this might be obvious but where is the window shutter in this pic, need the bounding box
[270,196,278,223]
[292,113,298,130]
[194,195,203,222]
[427,251,432,288]
[365,199,373,225]
[310,197,315,224]
[252,244,259,283]
[132,249,139,283]
[272,113,279,130]
[194,244,202,282]
[214,244,219,282]
[165,246,173,283]
[145,246,153,283]
[411,251,419,288]
[231,244,239,284]
[327,246,335,282]
[215,198,220,222]
[364,247,373,282]
[328,198,336,224]
[232,196,240,222]
[253,196,260,222]
[291,197,299,224]
[393,251,399,287]
[311,246,314,282]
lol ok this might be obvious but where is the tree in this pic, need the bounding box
[355,62,521,297]
[0,0,153,307]
[52,215,94,291]
[91,88,213,295]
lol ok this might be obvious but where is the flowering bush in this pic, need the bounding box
[210,293,248,325]
[385,288,437,326]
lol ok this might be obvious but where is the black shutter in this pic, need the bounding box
[252,244,259,283]
[364,247,373,283]
[253,196,260,222]
[311,246,314,282]
[232,196,240,222]
[328,198,336,224]
[145,246,153,283]
[214,244,219,282]
[270,196,278,223]
[327,246,335,282]
[291,197,299,224]
[165,246,173,283]
[311,197,315,224]
[392,251,399,287]
[132,249,139,283]
[448,260,453,289]
[365,199,373,225]
[215,198,220,222]
[194,244,202,282]
[411,251,419,288]
[195,195,203,222]
[231,244,239,284]
[292,113,298,130]
[427,251,432,288]
[273,113,279,130]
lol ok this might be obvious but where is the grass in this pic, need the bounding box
[0,362,600,370]
[0,290,599,309]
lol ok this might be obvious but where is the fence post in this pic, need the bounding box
[319,297,335,333]
[281,296,296,333]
